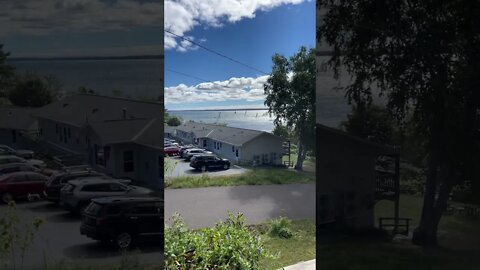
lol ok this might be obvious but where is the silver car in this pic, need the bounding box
[0,155,46,168]
[0,145,35,159]
[59,178,153,213]
[183,149,212,161]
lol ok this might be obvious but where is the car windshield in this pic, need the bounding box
[85,202,104,215]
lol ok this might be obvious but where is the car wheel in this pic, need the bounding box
[223,164,230,170]
[1,193,14,204]
[115,232,133,249]
[201,165,207,172]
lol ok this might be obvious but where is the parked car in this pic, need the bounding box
[184,149,212,161]
[0,155,46,168]
[190,154,231,171]
[163,146,180,156]
[0,172,49,203]
[44,169,111,203]
[60,178,153,213]
[179,145,196,157]
[0,145,35,159]
[0,163,55,176]
[80,196,163,249]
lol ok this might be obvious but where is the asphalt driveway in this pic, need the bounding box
[0,201,163,269]
[165,156,248,178]
[165,183,316,229]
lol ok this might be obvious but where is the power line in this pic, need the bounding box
[165,29,270,75]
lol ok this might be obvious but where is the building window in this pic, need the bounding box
[123,151,134,172]
[68,127,71,138]
[236,149,239,157]
[203,140,207,147]
[220,142,222,148]
[232,146,234,152]
[11,130,16,143]
[63,127,67,143]
[55,124,58,134]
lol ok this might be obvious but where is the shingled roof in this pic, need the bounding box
[34,94,163,149]
[0,107,38,131]
[175,121,283,146]
[34,94,163,127]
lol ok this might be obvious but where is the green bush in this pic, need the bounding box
[164,212,271,270]
[269,217,294,239]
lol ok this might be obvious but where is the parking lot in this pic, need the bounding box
[0,200,163,269]
[165,156,249,178]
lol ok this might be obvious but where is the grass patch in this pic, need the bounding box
[166,167,315,189]
[319,195,480,270]
[258,219,316,270]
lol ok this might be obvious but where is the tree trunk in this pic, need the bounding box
[412,149,439,246]
[294,144,306,170]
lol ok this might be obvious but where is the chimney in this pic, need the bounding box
[122,108,127,119]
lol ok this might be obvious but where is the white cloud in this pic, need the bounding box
[165,74,270,104]
[165,0,308,51]
[0,0,164,37]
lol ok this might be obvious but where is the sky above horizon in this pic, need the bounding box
[0,0,164,58]
[165,0,315,110]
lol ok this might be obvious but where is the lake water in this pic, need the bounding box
[9,57,354,131]
[9,59,163,99]
[169,110,276,132]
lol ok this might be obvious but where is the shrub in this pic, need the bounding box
[164,212,271,269]
[269,217,294,239]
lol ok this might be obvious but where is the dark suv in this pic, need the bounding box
[190,154,230,171]
[44,169,110,203]
[80,197,163,249]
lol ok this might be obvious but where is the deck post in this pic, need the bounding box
[394,154,400,235]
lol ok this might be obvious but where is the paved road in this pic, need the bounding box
[165,183,316,229]
[166,157,248,178]
[0,201,163,269]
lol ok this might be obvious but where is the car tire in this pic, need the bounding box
[115,232,133,249]
[201,165,207,172]
[1,193,14,204]
[223,164,230,170]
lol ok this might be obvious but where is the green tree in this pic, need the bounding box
[264,46,316,170]
[167,116,182,126]
[341,104,395,145]
[318,0,480,246]
[8,73,56,107]
[0,45,15,99]
[272,124,291,140]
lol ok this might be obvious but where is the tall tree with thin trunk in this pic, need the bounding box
[0,45,15,98]
[264,46,316,170]
[318,0,480,246]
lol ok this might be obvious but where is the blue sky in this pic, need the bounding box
[0,0,163,58]
[165,0,315,110]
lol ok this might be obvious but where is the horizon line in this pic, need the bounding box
[8,55,164,61]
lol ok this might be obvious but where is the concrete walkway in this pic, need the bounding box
[165,183,316,229]
[281,259,316,270]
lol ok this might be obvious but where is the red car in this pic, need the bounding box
[164,146,180,156]
[0,172,48,203]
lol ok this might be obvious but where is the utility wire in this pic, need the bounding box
[165,29,270,75]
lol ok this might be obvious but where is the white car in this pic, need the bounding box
[0,155,46,168]
[183,149,212,161]
[0,145,35,159]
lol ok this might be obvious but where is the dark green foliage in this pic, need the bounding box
[0,45,15,98]
[264,47,316,170]
[341,104,395,144]
[318,0,480,246]
[272,124,291,140]
[269,217,294,239]
[8,73,58,107]
[166,116,182,126]
[164,213,271,270]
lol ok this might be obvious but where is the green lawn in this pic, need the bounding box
[258,219,316,270]
[318,195,480,270]
[165,167,315,189]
